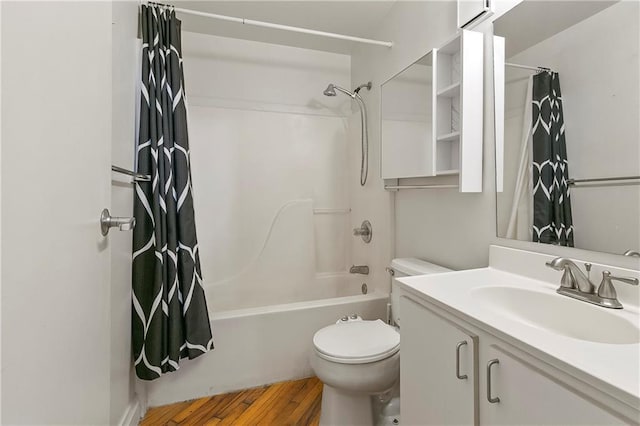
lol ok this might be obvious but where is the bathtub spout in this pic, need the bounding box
[350,265,369,275]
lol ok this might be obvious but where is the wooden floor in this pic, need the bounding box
[140,377,323,425]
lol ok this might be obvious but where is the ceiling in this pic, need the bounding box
[172,1,397,54]
[494,0,618,58]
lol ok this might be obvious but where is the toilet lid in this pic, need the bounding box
[313,319,400,364]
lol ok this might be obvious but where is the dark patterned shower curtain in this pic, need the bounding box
[531,72,574,247]
[132,4,213,380]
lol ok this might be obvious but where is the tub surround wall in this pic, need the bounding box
[182,32,366,311]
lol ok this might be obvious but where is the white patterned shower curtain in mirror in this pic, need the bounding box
[493,0,640,256]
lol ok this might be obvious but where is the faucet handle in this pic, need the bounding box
[353,220,372,243]
[559,266,575,289]
[545,258,576,289]
[597,271,639,300]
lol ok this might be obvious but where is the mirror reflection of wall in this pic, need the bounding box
[495,1,640,256]
[381,53,433,179]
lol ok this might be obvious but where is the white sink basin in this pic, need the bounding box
[471,286,640,345]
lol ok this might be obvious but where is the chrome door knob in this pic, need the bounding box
[100,209,136,236]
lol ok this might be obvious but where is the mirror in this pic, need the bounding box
[494,1,640,256]
[381,52,433,179]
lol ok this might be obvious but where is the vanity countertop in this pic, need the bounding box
[396,265,640,411]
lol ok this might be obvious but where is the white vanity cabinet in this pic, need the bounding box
[400,297,478,425]
[401,294,634,425]
[480,343,624,425]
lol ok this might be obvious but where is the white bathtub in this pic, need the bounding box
[207,272,371,312]
[145,285,388,407]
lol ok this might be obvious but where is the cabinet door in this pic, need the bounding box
[401,297,478,425]
[432,30,483,191]
[459,29,484,191]
[481,345,625,425]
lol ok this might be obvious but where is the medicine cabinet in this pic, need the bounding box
[381,30,484,192]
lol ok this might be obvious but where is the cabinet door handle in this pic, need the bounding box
[455,341,468,380]
[487,359,500,403]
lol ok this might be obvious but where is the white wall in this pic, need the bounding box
[111,1,142,424]
[497,2,640,255]
[350,1,497,277]
[0,1,3,420]
[1,2,112,424]
[181,32,358,311]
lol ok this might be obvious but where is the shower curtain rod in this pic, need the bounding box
[506,62,551,72]
[567,175,640,185]
[145,2,394,48]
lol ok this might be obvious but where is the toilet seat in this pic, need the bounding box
[313,319,400,364]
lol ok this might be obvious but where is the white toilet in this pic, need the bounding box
[311,258,451,426]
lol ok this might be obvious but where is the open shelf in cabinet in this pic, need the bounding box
[431,30,483,192]
[436,131,460,142]
[437,81,461,98]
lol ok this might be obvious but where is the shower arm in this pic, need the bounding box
[332,85,357,98]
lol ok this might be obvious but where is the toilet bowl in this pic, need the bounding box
[311,319,399,426]
[310,258,451,426]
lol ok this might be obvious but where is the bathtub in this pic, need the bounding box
[145,281,388,407]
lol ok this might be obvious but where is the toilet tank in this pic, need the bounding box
[390,258,451,327]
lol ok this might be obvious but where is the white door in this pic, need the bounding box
[110,1,141,423]
[1,2,113,424]
[400,297,478,425]
[481,344,625,425]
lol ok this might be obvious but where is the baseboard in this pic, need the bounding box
[118,399,143,426]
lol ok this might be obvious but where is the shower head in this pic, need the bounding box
[323,82,371,98]
[323,83,356,99]
[323,84,337,96]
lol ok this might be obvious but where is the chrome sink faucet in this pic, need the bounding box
[545,257,595,293]
[546,257,638,309]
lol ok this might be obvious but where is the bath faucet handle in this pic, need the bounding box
[353,220,372,243]
[597,271,639,301]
